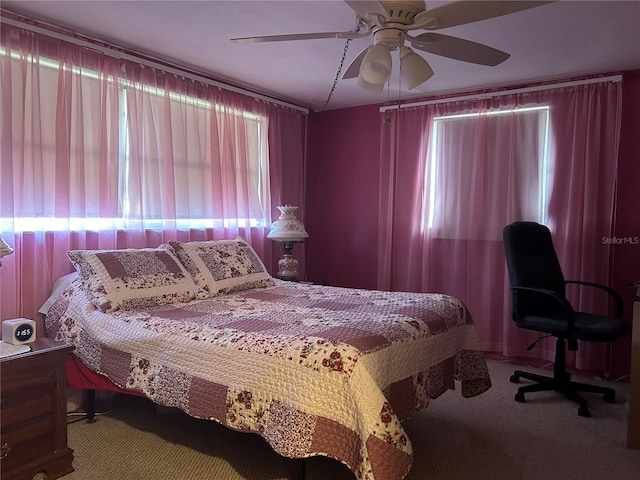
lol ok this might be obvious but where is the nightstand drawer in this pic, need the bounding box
[1,375,54,428]
[0,414,54,472]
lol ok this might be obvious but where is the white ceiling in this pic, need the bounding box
[2,1,640,111]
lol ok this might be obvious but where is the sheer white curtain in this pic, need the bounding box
[378,80,622,374]
[427,107,548,240]
[0,24,306,323]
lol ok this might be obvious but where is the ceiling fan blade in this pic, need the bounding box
[410,33,510,66]
[231,31,361,43]
[424,1,553,30]
[342,47,370,79]
[344,0,389,17]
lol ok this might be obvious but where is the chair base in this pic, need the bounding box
[510,369,616,417]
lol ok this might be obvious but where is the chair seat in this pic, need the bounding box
[518,311,629,342]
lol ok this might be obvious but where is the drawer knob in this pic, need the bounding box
[0,442,11,459]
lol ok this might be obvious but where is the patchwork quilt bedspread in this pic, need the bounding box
[46,279,491,480]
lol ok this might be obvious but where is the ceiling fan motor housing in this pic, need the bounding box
[373,1,432,49]
[373,28,405,49]
[379,0,426,24]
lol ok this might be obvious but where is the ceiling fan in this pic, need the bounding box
[231,1,552,92]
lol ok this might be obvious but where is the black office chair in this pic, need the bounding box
[502,221,628,417]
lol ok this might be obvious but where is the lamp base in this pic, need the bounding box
[276,241,300,281]
[277,254,299,281]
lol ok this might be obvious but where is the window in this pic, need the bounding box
[118,83,269,231]
[1,46,269,233]
[423,106,551,240]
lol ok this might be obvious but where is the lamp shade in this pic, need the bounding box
[267,206,309,242]
[359,44,392,86]
[400,46,434,90]
[0,235,13,258]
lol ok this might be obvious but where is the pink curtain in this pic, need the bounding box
[0,25,306,323]
[378,80,622,374]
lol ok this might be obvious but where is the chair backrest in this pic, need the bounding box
[503,222,566,318]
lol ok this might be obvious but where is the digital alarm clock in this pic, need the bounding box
[2,318,36,345]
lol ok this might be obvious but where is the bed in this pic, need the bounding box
[43,239,491,480]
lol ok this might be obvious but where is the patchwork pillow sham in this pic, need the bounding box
[168,238,275,298]
[67,248,198,313]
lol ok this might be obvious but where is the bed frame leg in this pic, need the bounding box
[86,389,97,423]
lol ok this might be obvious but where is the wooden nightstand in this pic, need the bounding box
[1,337,74,479]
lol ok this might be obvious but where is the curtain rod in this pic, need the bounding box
[1,16,310,114]
[379,74,623,113]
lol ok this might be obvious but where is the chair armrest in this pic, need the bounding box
[564,280,624,318]
[511,285,576,334]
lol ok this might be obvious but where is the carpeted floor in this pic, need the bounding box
[61,359,640,480]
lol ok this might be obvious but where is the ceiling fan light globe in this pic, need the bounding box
[357,76,385,93]
[400,47,433,90]
[359,44,392,85]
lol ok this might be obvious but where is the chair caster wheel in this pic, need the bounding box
[603,391,615,403]
[578,405,590,417]
[514,392,525,403]
[510,374,520,384]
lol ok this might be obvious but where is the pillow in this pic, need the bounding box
[38,271,80,316]
[67,248,198,313]
[168,238,274,298]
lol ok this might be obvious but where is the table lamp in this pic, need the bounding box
[267,205,308,281]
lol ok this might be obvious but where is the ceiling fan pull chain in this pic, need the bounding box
[318,23,362,111]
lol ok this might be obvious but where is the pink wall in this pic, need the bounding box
[612,69,640,287]
[306,70,640,377]
[306,105,381,288]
